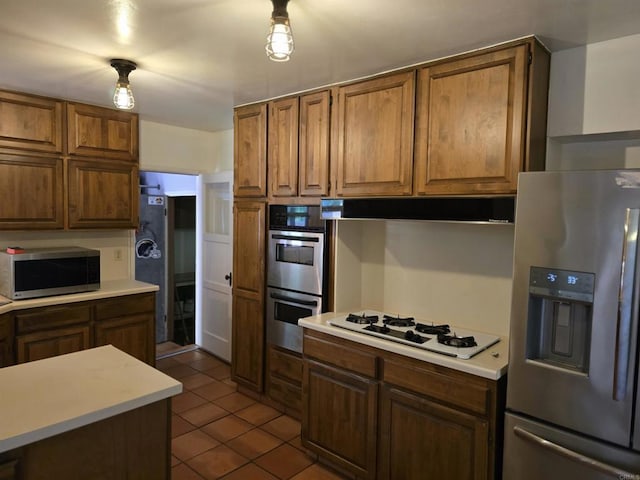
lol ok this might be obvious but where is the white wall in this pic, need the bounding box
[335,220,514,336]
[140,120,233,174]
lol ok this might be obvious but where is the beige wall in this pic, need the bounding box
[334,221,514,336]
[140,120,233,174]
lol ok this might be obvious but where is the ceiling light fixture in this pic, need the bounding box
[265,0,294,62]
[110,59,137,110]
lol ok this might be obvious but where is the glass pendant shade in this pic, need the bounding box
[113,81,135,109]
[266,16,294,62]
[110,59,137,110]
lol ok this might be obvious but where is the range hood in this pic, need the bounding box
[320,196,515,224]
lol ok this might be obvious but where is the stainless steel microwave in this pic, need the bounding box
[0,247,100,300]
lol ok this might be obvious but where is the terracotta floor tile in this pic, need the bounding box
[219,463,279,480]
[192,380,236,401]
[204,364,231,380]
[288,435,306,452]
[213,392,256,413]
[180,402,229,427]
[171,455,181,467]
[261,415,301,441]
[188,356,226,372]
[172,430,220,461]
[181,372,216,390]
[226,428,283,460]
[165,363,200,380]
[255,444,314,479]
[172,463,207,480]
[235,403,281,426]
[290,463,348,480]
[174,349,210,364]
[156,356,181,370]
[187,445,249,480]
[172,391,208,414]
[172,414,197,438]
[200,415,254,443]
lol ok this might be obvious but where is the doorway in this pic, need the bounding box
[136,171,197,356]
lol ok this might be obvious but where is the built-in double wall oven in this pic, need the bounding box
[267,205,328,353]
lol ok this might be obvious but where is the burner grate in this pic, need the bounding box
[415,323,451,335]
[437,333,477,348]
[383,315,416,327]
[347,313,379,324]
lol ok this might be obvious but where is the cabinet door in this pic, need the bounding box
[268,97,299,197]
[299,91,330,197]
[414,45,528,195]
[0,90,63,154]
[67,158,138,229]
[234,104,267,198]
[231,201,266,391]
[0,154,64,229]
[302,360,378,479]
[378,385,489,480]
[0,313,13,367]
[334,72,415,196]
[16,325,91,363]
[95,313,155,366]
[66,102,138,160]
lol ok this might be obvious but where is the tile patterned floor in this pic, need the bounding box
[157,349,347,480]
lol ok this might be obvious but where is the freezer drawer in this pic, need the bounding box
[503,413,640,480]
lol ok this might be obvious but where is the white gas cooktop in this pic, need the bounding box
[328,311,500,360]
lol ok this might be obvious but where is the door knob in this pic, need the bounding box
[225,272,232,286]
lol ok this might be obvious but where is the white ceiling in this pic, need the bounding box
[1,0,640,132]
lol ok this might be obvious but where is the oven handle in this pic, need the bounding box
[271,233,320,243]
[614,208,639,401]
[513,426,637,478]
[270,292,318,307]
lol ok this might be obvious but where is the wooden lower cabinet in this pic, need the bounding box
[302,329,505,480]
[231,290,264,391]
[266,345,304,418]
[8,293,156,367]
[0,314,14,368]
[303,359,378,479]
[0,399,170,480]
[16,325,91,363]
[378,385,489,480]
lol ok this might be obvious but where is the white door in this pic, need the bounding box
[196,171,233,361]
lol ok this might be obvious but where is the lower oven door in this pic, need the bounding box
[266,287,320,354]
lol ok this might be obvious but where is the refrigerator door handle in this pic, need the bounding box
[614,208,639,401]
[514,426,637,478]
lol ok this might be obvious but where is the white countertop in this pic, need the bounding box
[299,312,509,380]
[0,345,182,453]
[0,279,159,314]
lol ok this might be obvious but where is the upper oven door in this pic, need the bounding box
[267,230,324,295]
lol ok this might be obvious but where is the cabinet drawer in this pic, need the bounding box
[15,304,92,334]
[303,332,377,378]
[383,357,490,415]
[95,293,155,320]
[268,376,302,413]
[269,346,303,384]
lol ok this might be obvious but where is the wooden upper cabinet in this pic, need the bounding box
[0,90,63,154]
[414,44,528,195]
[268,97,299,197]
[334,72,415,197]
[299,91,330,197]
[67,158,138,229]
[232,201,266,295]
[234,104,267,198]
[0,154,64,230]
[66,102,138,160]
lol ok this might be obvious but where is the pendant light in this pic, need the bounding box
[110,59,137,110]
[265,0,294,62]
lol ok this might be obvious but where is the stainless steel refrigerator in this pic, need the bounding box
[504,170,640,479]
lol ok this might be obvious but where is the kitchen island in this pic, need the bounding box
[0,345,182,479]
[299,312,508,480]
